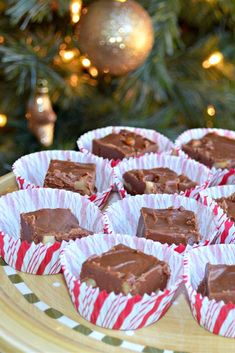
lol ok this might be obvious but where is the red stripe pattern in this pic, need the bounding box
[60,233,183,330]
[0,188,105,275]
[12,150,115,208]
[184,245,235,338]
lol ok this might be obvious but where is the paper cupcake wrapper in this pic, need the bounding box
[113,153,212,199]
[0,188,105,274]
[77,126,174,164]
[184,244,235,337]
[199,185,235,244]
[103,194,227,253]
[12,150,114,208]
[60,233,183,330]
[175,128,235,186]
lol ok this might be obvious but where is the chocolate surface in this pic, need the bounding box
[216,192,235,221]
[182,132,235,169]
[136,207,201,245]
[44,159,96,196]
[123,167,197,195]
[92,129,158,160]
[20,208,93,244]
[80,244,170,295]
[198,263,235,304]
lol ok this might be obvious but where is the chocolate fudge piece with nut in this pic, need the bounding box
[123,167,197,195]
[182,132,235,169]
[136,207,201,245]
[216,192,235,221]
[44,159,96,196]
[198,263,235,304]
[20,208,93,244]
[92,129,158,160]
[80,244,170,296]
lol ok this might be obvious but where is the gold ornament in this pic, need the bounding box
[78,0,154,76]
[26,80,57,147]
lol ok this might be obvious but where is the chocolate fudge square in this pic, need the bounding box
[198,263,235,304]
[136,207,201,245]
[44,159,96,196]
[216,192,235,221]
[92,129,158,160]
[123,167,197,195]
[182,133,235,169]
[80,244,170,295]
[20,208,93,244]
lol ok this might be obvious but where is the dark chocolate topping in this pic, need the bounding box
[216,192,235,221]
[182,133,235,169]
[80,244,170,295]
[123,167,197,195]
[198,263,235,304]
[44,159,96,196]
[92,129,158,160]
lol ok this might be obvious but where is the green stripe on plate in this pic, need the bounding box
[45,308,63,319]
[73,324,92,335]
[143,347,163,353]
[8,274,24,284]
[102,336,123,346]
[24,293,40,304]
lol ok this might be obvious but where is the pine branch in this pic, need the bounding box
[6,0,70,29]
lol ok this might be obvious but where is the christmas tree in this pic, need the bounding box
[1,0,235,175]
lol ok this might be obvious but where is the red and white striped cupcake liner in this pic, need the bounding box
[174,128,235,186]
[12,150,114,208]
[184,244,235,338]
[113,153,212,199]
[60,233,183,330]
[199,185,235,244]
[0,188,105,274]
[103,194,224,253]
[77,126,174,165]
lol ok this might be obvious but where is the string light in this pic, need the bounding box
[70,74,79,87]
[81,57,91,68]
[207,104,216,116]
[59,49,75,62]
[89,67,98,77]
[70,0,82,23]
[0,114,7,127]
[59,43,67,50]
[202,51,223,69]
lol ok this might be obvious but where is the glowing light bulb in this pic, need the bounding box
[207,105,216,116]
[0,114,7,127]
[81,57,91,68]
[202,51,223,69]
[70,0,82,23]
[59,49,75,62]
[70,74,79,87]
[89,67,98,77]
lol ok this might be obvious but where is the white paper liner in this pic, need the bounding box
[77,126,174,164]
[60,233,183,330]
[12,150,114,208]
[113,153,212,199]
[103,194,226,253]
[184,244,235,337]
[0,188,105,274]
[174,128,235,186]
[199,185,235,244]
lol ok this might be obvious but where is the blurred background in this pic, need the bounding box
[1,0,235,175]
